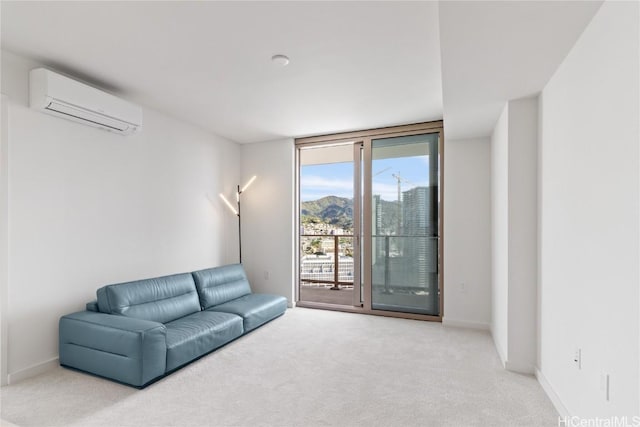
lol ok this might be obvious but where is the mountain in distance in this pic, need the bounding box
[301,196,353,230]
[301,195,399,233]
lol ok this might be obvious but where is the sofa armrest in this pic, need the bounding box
[59,311,167,387]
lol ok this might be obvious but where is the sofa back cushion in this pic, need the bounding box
[96,273,200,324]
[191,264,252,309]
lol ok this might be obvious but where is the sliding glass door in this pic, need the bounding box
[368,133,439,315]
[296,122,443,320]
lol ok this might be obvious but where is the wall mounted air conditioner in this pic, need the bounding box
[29,68,142,135]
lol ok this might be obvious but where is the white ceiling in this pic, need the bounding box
[1,1,443,144]
[439,1,602,139]
[1,1,602,144]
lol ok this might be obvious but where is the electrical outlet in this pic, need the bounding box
[573,348,581,369]
[459,282,466,293]
[263,271,269,280]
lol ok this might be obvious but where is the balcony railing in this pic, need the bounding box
[300,234,438,290]
[300,234,354,289]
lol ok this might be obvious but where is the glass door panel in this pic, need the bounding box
[369,133,439,315]
[298,143,360,307]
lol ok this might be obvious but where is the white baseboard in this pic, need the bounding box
[535,367,569,418]
[490,331,508,369]
[7,356,58,384]
[442,317,490,330]
[504,360,534,375]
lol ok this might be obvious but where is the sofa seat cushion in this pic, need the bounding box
[165,311,243,371]
[206,294,287,333]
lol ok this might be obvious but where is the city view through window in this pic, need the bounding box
[300,160,356,303]
[299,135,439,315]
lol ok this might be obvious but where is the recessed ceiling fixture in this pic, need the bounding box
[271,54,290,66]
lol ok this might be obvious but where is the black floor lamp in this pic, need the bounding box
[219,175,256,263]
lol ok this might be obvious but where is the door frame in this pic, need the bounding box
[295,121,444,322]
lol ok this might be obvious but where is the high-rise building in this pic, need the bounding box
[372,194,385,262]
[402,186,437,290]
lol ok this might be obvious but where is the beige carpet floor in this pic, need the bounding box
[1,308,558,427]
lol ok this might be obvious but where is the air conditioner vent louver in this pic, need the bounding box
[45,101,131,132]
[30,68,142,135]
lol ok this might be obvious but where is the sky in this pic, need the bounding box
[301,156,432,202]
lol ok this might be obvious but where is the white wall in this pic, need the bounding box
[443,137,491,329]
[1,50,241,383]
[506,96,538,373]
[490,97,538,374]
[1,92,9,385]
[242,135,494,324]
[538,0,639,417]
[491,106,509,362]
[240,139,295,305]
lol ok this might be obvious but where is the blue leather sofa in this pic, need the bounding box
[59,264,287,387]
